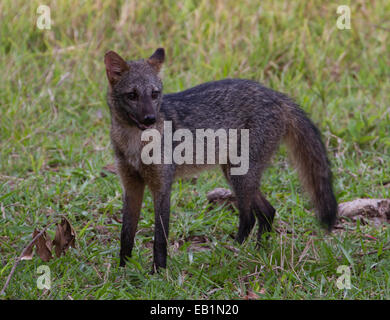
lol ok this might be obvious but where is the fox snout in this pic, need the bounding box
[135,100,157,129]
[134,112,156,130]
[142,114,156,126]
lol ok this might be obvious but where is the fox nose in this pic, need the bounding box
[143,114,156,125]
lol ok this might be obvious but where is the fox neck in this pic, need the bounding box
[111,115,164,171]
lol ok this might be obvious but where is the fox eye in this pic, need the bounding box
[125,91,138,101]
[151,90,160,100]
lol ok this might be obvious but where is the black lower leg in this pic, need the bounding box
[119,191,143,267]
[236,210,256,244]
[252,192,276,242]
[120,223,134,266]
[152,186,172,273]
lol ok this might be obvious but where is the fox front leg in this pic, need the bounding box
[150,175,173,273]
[117,165,145,267]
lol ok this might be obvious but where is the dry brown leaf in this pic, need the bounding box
[52,217,76,257]
[170,236,211,252]
[36,231,53,262]
[338,198,390,228]
[244,291,260,300]
[207,188,234,202]
[95,225,109,234]
[112,214,122,224]
[242,288,265,300]
[223,245,240,254]
[20,248,34,260]
[186,235,210,252]
[24,229,53,262]
[20,232,36,261]
[259,287,266,295]
[100,163,117,177]
[206,188,237,210]
[186,235,208,244]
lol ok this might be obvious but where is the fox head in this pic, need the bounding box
[104,48,165,130]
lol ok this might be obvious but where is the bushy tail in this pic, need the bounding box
[284,105,338,231]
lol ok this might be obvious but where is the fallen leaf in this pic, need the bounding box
[20,238,35,261]
[95,225,109,234]
[338,198,390,228]
[112,214,122,224]
[242,289,263,300]
[52,217,76,257]
[22,229,53,262]
[186,235,210,252]
[100,163,117,177]
[186,235,208,244]
[206,188,236,210]
[223,245,240,254]
[170,236,210,252]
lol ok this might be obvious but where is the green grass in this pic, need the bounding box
[1,0,390,299]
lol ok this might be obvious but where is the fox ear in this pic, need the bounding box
[147,48,165,73]
[104,51,129,85]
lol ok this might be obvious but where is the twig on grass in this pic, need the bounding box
[355,246,390,257]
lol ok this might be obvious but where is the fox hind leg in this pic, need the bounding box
[221,165,256,243]
[221,164,275,244]
[252,191,276,243]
